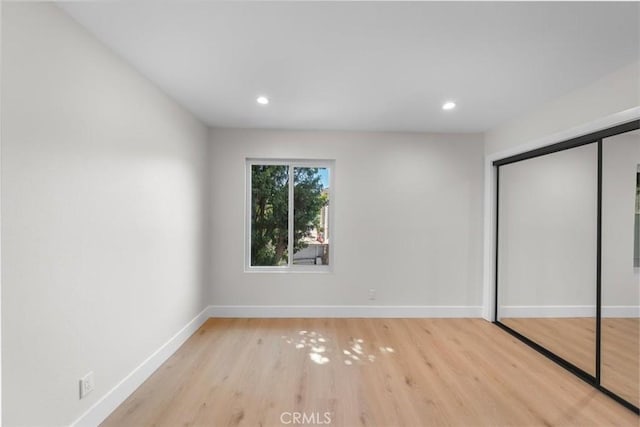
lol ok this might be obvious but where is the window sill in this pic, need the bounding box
[244,266,333,274]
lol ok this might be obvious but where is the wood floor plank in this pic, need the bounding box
[101,318,639,427]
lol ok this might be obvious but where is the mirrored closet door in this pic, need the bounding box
[494,120,640,414]
[497,143,598,377]
[601,129,640,408]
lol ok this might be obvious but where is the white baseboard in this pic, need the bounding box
[69,306,211,427]
[207,305,483,318]
[500,305,640,318]
[603,306,640,318]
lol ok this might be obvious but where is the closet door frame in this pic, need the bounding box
[493,119,640,414]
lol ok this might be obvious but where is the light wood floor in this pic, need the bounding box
[501,317,639,407]
[102,318,639,427]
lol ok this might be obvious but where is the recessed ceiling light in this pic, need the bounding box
[256,96,269,105]
[442,101,456,110]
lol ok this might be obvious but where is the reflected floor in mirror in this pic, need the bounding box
[101,318,637,427]
[501,317,639,407]
[602,318,640,407]
[500,317,596,375]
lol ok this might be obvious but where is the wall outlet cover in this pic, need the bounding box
[80,371,95,399]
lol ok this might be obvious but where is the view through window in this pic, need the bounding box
[248,161,331,269]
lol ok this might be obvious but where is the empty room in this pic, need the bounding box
[1,1,639,426]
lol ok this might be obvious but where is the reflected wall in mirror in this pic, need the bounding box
[601,129,640,407]
[498,142,598,376]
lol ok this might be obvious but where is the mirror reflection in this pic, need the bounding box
[498,143,598,376]
[601,129,640,407]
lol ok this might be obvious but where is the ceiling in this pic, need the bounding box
[58,2,639,133]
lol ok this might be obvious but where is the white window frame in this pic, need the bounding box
[245,158,335,273]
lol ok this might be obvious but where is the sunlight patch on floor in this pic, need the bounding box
[280,331,395,366]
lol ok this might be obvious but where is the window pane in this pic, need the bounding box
[293,167,330,265]
[251,165,289,266]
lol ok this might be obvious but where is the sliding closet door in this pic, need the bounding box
[601,129,640,407]
[497,143,598,376]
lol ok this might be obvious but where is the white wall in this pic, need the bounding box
[602,130,640,307]
[2,3,209,426]
[485,60,639,156]
[209,128,484,312]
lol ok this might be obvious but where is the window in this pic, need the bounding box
[246,159,333,271]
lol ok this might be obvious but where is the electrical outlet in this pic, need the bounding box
[79,371,95,399]
[368,289,376,301]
